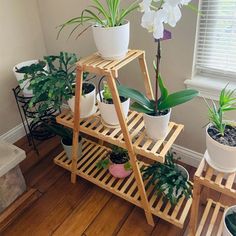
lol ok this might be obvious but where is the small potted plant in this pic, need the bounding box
[13,60,47,97]
[43,118,82,160]
[96,146,132,179]
[205,86,236,173]
[67,72,97,118]
[97,80,130,126]
[223,205,236,236]
[141,152,192,206]
[57,0,139,60]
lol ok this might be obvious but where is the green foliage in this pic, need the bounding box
[57,0,139,38]
[141,152,193,206]
[103,82,112,101]
[225,211,236,236]
[117,76,198,115]
[16,52,89,117]
[205,86,236,135]
[96,145,132,170]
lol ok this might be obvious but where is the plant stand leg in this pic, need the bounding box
[71,67,83,184]
[189,179,202,236]
[106,72,155,226]
[138,53,154,100]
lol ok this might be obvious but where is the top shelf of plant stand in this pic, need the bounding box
[57,109,184,163]
[77,49,144,77]
[195,158,236,199]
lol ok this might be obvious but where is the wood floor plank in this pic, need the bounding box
[117,207,154,236]
[84,195,134,236]
[53,186,112,236]
[2,174,91,236]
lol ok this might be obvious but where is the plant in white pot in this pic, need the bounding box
[205,87,236,173]
[117,0,198,140]
[97,79,130,127]
[223,206,236,236]
[96,146,132,179]
[67,72,97,118]
[57,0,139,60]
[43,118,82,160]
[141,152,192,206]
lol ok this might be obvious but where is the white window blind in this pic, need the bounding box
[195,0,236,78]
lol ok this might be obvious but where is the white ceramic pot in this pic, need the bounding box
[206,124,236,173]
[61,138,82,161]
[68,83,96,118]
[143,110,171,141]
[97,91,130,126]
[13,60,38,97]
[163,164,189,198]
[92,21,130,60]
[223,205,236,236]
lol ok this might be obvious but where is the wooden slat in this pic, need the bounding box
[206,202,221,235]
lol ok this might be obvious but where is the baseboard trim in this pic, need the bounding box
[0,121,204,167]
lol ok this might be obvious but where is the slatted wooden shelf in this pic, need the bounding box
[195,159,236,199]
[78,50,144,77]
[54,138,192,228]
[57,110,184,163]
[195,199,227,236]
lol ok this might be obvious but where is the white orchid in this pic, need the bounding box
[140,0,193,39]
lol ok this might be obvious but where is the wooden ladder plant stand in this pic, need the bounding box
[189,158,236,236]
[54,49,192,227]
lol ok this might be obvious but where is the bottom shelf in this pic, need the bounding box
[196,199,228,236]
[54,138,192,228]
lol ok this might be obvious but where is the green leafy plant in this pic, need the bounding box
[42,117,81,145]
[16,52,89,116]
[57,0,139,38]
[118,75,198,115]
[205,86,236,136]
[225,211,236,236]
[141,152,193,206]
[103,82,112,101]
[96,146,132,171]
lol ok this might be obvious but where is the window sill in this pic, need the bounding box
[184,76,236,101]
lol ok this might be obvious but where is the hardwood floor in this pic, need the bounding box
[1,136,235,236]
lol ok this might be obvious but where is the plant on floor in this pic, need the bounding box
[57,0,139,37]
[141,152,192,206]
[16,52,89,116]
[225,210,236,235]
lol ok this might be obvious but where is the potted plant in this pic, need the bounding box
[57,0,139,60]
[204,86,236,173]
[96,146,132,179]
[223,206,236,236]
[13,60,47,97]
[16,52,96,118]
[67,72,97,118]
[141,152,192,206]
[97,79,130,126]
[43,118,82,160]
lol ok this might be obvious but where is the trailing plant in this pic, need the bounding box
[141,152,193,206]
[96,146,132,171]
[16,52,89,117]
[205,86,236,136]
[57,0,139,39]
[225,211,236,236]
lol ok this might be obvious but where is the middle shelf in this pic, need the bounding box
[57,109,184,163]
[54,138,192,228]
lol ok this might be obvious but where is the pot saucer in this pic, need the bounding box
[100,118,120,129]
[204,151,236,173]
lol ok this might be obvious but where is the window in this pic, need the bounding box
[195,0,236,79]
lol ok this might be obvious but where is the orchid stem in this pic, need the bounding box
[155,39,161,115]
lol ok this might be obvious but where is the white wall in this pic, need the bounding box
[0,0,46,135]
